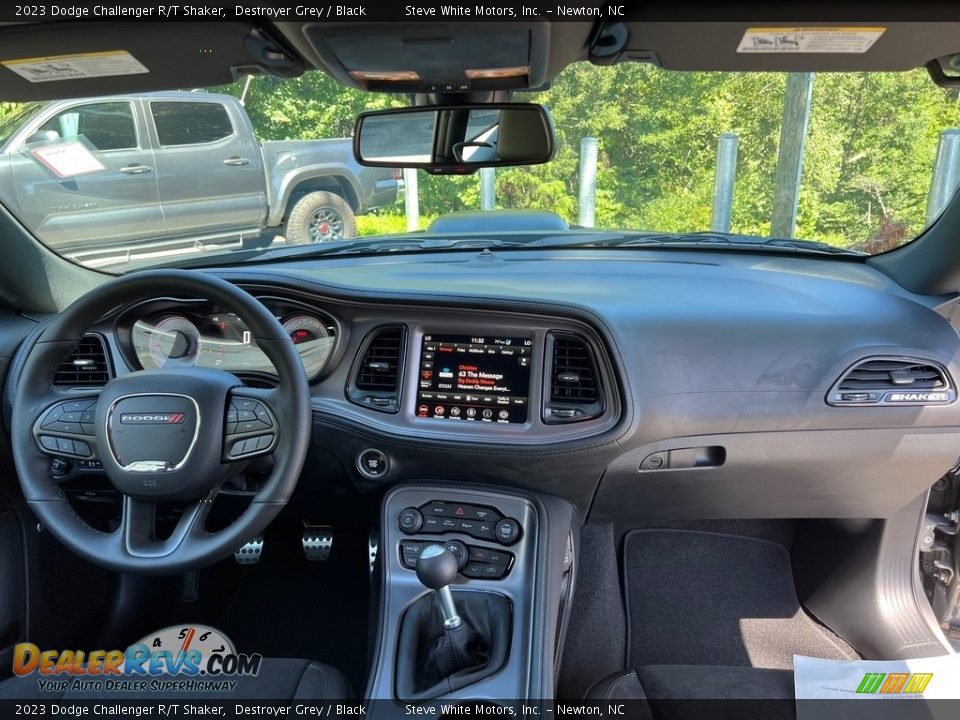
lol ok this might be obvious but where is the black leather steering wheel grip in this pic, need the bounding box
[10,269,312,575]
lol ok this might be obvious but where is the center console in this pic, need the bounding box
[366,484,578,703]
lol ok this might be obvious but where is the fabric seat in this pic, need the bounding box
[0,657,352,700]
[587,665,796,720]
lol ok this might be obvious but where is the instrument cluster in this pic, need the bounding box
[124,297,339,381]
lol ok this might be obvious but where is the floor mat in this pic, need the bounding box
[624,529,856,670]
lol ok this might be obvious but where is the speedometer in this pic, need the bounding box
[147,315,201,368]
[283,314,329,345]
[282,314,334,377]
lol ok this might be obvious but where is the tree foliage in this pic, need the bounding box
[2,63,957,251]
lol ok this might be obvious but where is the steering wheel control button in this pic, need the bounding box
[72,441,92,458]
[223,397,279,461]
[399,507,423,534]
[494,518,522,545]
[39,435,58,452]
[357,448,389,479]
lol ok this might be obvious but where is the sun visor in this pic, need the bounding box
[0,22,304,101]
[615,22,960,73]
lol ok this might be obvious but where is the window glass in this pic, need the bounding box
[37,102,137,151]
[151,101,233,146]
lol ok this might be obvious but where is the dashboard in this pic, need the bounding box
[36,246,960,523]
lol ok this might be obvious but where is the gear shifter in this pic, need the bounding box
[395,543,511,700]
[415,545,462,629]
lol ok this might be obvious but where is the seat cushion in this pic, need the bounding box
[0,657,351,700]
[588,665,795,720]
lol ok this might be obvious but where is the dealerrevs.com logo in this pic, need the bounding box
[13,625,260,693]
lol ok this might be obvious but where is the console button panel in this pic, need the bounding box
[399,500,523,545]
[400,540,514,580]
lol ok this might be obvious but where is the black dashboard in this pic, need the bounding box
[32,246,960,523]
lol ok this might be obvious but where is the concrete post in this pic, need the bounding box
[711,133,739,233]
[578,137,598,227]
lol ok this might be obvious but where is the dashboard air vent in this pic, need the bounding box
[827,356,954,406]
[543,332,604,423]
[53,334,111,387]
[348,325,406,413]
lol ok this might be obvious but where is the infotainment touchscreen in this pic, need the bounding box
[416,334,532,424]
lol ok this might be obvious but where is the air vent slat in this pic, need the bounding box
[355,328,403,391]
[53,335,111,387]
[837,359,946,391]
[550,336,599,403]
[828,356,954,406]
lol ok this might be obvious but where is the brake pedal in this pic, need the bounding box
[302,524,333,561]
[235,537,263,565]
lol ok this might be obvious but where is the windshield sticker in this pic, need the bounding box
[29,140,105,178]
[2,50,148,83]
[794,654,960,709]
[737,27,885,54]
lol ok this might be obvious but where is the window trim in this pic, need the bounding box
[23,99,142,154]
[147,99,238,148]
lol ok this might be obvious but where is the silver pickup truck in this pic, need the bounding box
[0,91,401,261]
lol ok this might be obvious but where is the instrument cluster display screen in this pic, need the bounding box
[416,334,532,424]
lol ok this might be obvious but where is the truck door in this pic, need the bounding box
[8,100,164,257]
[147,98,265,238]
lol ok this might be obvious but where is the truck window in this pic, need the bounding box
[150,101,234,146]
[36,101,137,151]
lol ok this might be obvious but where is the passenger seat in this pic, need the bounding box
[587,665,796,719]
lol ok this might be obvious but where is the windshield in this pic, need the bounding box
[1,64,958,271]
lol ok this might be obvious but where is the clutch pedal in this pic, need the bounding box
[302,524,333,561]
[235,537,263,565]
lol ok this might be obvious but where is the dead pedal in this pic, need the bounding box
[302,524,333,561]
[235,537,263,565]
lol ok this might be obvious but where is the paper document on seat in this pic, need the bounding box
[795,653,960,718]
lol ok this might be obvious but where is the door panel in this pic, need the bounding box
[148,100,265,237]
[9,100,165,254]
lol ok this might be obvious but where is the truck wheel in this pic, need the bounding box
[284,191,356,244]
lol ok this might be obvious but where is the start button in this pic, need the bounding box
[357,448,389,479]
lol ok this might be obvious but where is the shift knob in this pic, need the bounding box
[416,545,462,629]
[416,545,459,589]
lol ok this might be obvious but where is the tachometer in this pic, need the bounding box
[147,315,201,368]
[282,314,334,377]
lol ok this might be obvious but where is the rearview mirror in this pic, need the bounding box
[354,103,555,174]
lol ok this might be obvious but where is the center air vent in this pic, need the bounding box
[827,356,955,406]
[347,325,406,413]
[543,332,605,423]
[53,334,111,387]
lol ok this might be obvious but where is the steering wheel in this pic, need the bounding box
[10,270,311,575]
